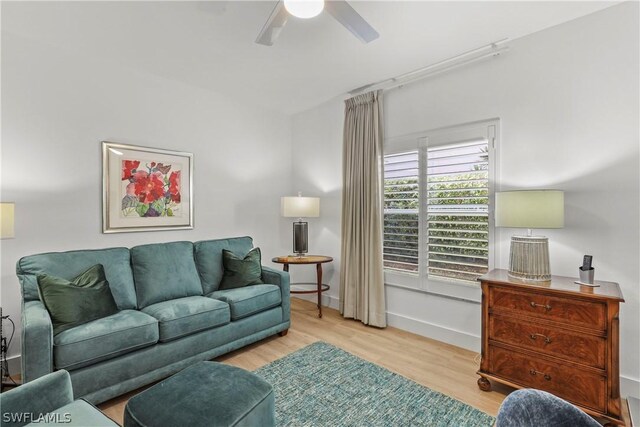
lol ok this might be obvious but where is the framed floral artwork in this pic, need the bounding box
[102,141,193,233]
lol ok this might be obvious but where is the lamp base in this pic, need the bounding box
[292,221,308,257]
[508,235,551,282]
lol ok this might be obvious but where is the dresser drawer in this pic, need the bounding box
[489,315,606,368]
[489,287,606,330]
[489,345,606,412]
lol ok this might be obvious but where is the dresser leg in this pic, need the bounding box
[477,376,491,391]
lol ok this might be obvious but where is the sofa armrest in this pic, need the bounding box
[0,370,73,427]
[261,266,290,323]
[21,300,54,383]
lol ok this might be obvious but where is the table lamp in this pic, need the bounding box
[281,193,319,257]
[0,203,15,239]
[495,190,564,281]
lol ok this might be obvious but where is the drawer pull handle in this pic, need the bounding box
[530,301,552,311]
[529,333,552,344]
[529,369,552,381]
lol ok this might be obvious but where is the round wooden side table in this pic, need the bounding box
[272,255,333,318]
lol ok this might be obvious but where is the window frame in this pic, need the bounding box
[383,119,500,302]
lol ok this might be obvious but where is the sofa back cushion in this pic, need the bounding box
[131,241,202,308]
[17,247,137,309]
[194,237,254,294]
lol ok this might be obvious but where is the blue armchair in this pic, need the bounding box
[496,389,601,427]
[0,370,117,427]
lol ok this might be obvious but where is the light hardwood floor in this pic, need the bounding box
[99,297,512,425]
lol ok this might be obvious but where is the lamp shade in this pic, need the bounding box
[495,190,564,229]
[281,196,320,218]
[0,202,15,239]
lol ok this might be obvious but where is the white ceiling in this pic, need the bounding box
[2,1,620,115]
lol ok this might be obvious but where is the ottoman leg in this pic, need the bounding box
[278,329,289,337]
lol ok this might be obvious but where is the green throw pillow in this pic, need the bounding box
[37,264,119,335]
[219,247,264,290]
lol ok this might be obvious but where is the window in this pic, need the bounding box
[383,121,497,299]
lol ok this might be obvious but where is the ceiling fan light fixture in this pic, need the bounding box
[284,0,324,19]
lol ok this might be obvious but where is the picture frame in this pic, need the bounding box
[102,141,193,233]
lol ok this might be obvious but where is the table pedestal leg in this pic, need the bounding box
[316,263,323,318]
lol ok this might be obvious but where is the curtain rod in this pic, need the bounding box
[348,38,509,96]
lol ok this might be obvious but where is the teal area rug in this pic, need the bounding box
[255,341,495,427]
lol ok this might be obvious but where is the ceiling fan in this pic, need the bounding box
[255,0,379,46]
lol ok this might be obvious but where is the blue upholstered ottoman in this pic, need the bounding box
[124,362,275,427]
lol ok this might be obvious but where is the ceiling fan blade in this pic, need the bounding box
[255,1,289,46]
[325,0,379,43]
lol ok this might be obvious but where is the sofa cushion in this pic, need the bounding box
[142,296,230,342]
[194,237,254,294]
[54,310,158,371]
[131,241,202,308]
[208,284,281,320]
[17,247,137,309]
[220,247,264,290]
[37,265,119,335]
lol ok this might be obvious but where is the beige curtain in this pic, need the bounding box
[339,90,386,327]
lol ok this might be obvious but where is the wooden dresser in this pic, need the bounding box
[477,269,625,425]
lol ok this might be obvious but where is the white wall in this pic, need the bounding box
[0,30,293,363]
[291,2,640,397]
[289,101,344,304]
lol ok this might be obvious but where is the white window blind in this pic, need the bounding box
[425,140,489,283]
[383,151,419,273]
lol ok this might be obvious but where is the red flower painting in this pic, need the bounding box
[120,160,181,217]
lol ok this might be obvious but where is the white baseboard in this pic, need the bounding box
[386,310,481,352]
[622,375,640,399]
[291,293,340,310]
[291,294,481,351]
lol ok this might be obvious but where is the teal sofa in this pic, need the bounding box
[16,237,290,405]
[0,370,118,427]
